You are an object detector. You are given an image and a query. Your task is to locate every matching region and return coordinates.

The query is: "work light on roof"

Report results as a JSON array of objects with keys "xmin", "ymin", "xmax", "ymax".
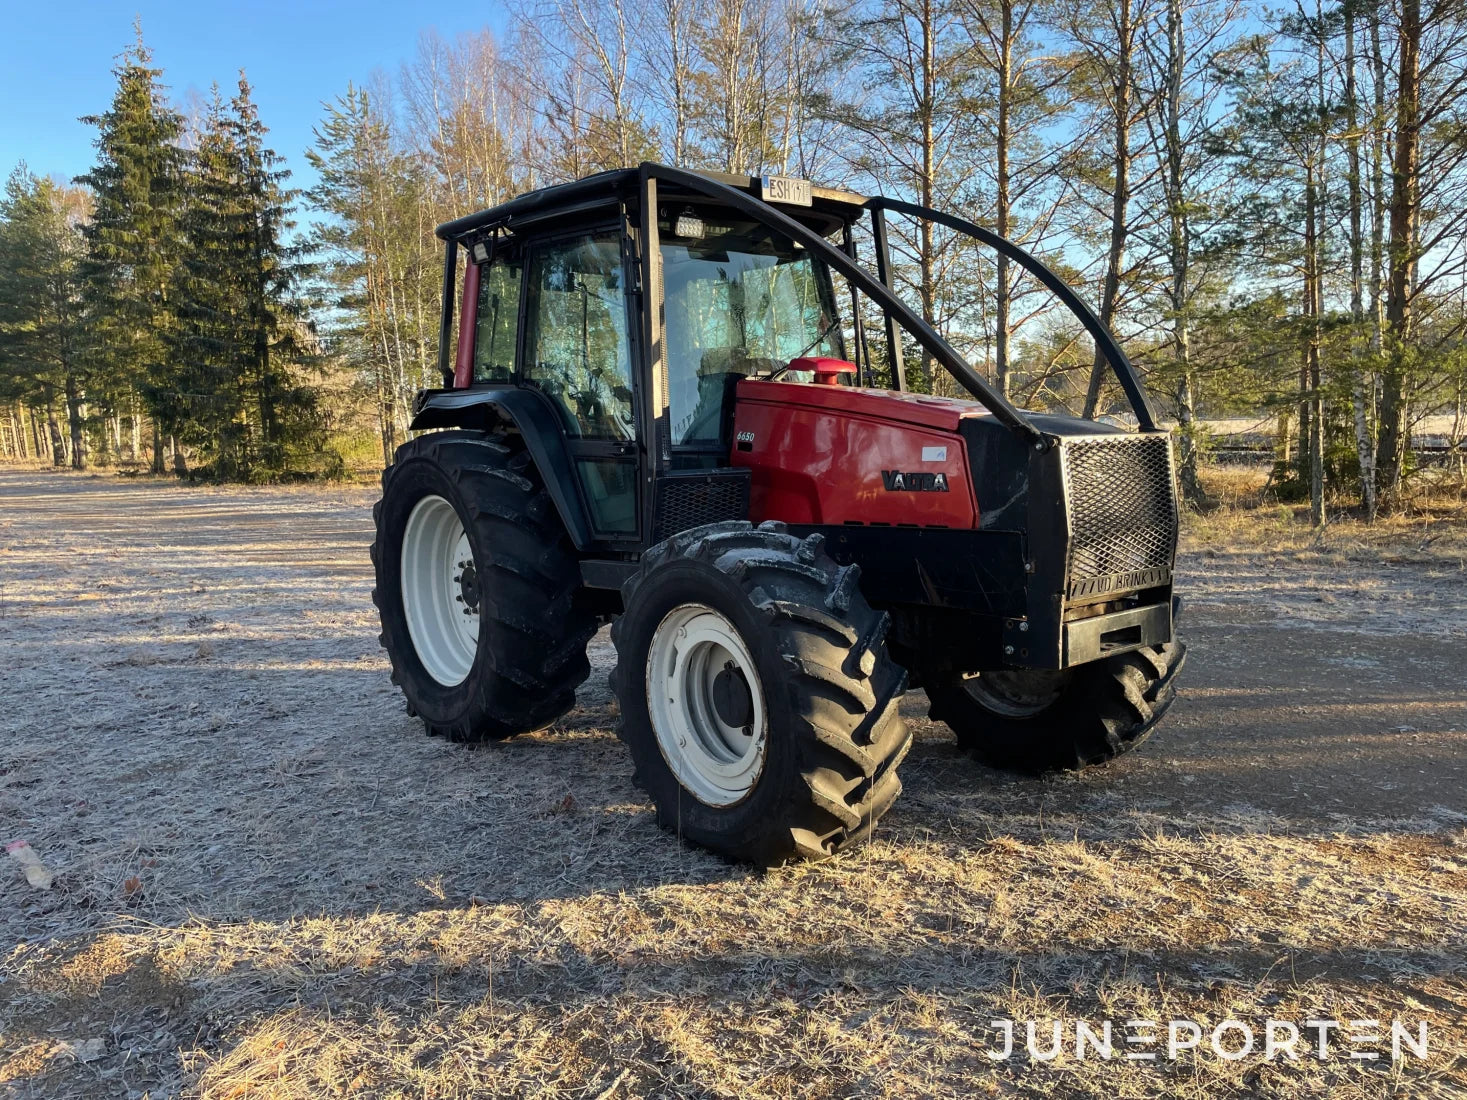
[{"xmin": 674, "ymin": 209, "xmax": 705, "ymax": 240}]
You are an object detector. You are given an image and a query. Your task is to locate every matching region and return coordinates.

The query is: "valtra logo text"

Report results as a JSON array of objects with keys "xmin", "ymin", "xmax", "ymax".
[{"xmin": 881, "ymin": 470, "xmax": 950, "ymax": 492}]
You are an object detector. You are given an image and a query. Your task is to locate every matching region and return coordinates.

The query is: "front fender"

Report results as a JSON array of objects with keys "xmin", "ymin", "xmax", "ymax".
[{"xmin": 410, "ymin": 387, "xmax": 594, "ymax": 550}]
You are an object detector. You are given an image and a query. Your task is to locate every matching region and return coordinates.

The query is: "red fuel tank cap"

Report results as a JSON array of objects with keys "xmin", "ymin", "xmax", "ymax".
[{"xmin": 790, "ymin": 356, "xmax": 857, "ymax": 385}]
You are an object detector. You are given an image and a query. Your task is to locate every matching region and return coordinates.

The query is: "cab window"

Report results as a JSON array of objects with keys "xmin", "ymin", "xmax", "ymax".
[
  {"xmin": 661, "ymin": 218, "xmax": 841, "ymax": 447},
  {"xmin": 474, "ymin": 254, "xmax": 521, "ymax": 383}
]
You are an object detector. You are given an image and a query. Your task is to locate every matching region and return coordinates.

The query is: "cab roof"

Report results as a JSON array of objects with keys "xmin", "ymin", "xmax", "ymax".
[{"xmin": 434, "ymin": 164, "xmax": 868, "ymax": 243}]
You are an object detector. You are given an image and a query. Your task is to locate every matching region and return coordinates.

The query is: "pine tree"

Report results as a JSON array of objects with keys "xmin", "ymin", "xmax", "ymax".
[
  {"xmin": 75, "ymin": 26, "xmax": 185, "ymax": 472},
  {"xmin": 307, "ymin": 85, "xmax": 439, "ymax": 465}
]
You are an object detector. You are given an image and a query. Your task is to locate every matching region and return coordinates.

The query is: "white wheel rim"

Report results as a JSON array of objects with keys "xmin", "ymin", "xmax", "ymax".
[
  {"xmin": 646, "ymin": 603, "xmax": 768, "ymax": 807},
  {"xmin": 401, "ymin": 494, "xmax": 480, "ymax": 687}
]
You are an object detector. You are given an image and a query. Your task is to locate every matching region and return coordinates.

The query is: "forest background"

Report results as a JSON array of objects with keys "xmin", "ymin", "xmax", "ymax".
[{"xmin": 3, "ymin": 0, "xmax": 1465, "ymax": 523}]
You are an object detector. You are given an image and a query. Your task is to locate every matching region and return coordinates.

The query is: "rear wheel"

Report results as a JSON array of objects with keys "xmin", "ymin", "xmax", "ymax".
[
  {"xmin": 927, "ymin": 641, "xmax": 1186, "ymax": 774},
  {"xmin": 371, "ymin": 430, "xmax": 596, "ymax": 741},
  {"xmin": 611, "ymin": 521, "xmax": 911, "ymax": 864}
]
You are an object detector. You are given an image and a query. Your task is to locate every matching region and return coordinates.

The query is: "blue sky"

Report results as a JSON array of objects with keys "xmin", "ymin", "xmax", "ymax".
[{"xmin": 0, "ymin": 1, "xmax": 505, "ymax": 195}]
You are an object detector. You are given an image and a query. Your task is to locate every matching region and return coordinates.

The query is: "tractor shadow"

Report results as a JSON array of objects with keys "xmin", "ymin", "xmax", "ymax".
[{"xmin": 8, "ymin": 611, "xmax": 1466, "ymax": 1097}]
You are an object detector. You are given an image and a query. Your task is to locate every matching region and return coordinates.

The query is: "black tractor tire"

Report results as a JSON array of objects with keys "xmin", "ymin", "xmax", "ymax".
[
  {"xmin": 927, "ymin": 641, "xmax": 1186, "ymax": 774},
  {"xmin": 371, "ymin": 430, "xmax": 596, "ymax": 741},
  {"xmin": 610, "ymin": 521, "xmax": 911, "ymax": 865}
]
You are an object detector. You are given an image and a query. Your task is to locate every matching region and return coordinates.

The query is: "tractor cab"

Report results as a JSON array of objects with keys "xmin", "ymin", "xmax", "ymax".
[
  {"xmin": 380, "ymin": 165, "xmax": 1186, "ymax": 864},
  {"xmin": 424, "ymin": 169, "xmax": 877, "ymax": 545}
]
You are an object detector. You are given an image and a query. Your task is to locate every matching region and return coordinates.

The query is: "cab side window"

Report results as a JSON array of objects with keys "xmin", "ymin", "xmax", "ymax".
[
  {"xmin": 474, "ymin": 255, "xmax": 521, "ymax": 383},
  {"xmin": 522, "ymin": 234, "xmax": 635, "ymax": 442}
]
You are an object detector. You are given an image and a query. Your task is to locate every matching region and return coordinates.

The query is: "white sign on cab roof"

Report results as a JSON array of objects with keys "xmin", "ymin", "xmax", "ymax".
[{"xmin": 760, "ymin": 175, "xmax": 813, "ymax": 207}]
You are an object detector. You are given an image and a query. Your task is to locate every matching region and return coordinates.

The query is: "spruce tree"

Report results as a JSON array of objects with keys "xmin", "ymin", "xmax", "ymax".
[
  {"xmin": 168, "ymin": 89, "xmax": 249, "ymax": 473},
  {"xmin": 169, "ymin": 74, "xmax": 316, "ymax": 478},
  {"xmin": 75, "ymin": 27, "xmax": 185, "ymax": 472},
  {"xmin": 227, "ymin": 73, "xmax": 315, "ymax": 476}
]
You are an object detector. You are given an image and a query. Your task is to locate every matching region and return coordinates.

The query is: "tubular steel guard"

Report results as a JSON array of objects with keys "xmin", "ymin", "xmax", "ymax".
[
  {"xmin": 640, "ymin": 164, "xmax": 1045, "ymax": 445},
  {"xmin": 864, "ymin": 196, "xmax": 1161, "ymax": 432}
]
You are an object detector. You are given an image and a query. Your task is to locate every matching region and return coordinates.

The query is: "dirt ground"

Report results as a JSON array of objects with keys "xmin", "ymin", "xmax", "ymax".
[{"xmin": 1, "ymin": 466, "xmax": 1464, "ymax": 1099}]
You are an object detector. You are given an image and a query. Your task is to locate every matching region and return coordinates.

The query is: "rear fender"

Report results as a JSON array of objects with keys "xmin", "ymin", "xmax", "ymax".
[{"xmin": 409, "ymin": 387, "xmax": 594, "ymax": 550}]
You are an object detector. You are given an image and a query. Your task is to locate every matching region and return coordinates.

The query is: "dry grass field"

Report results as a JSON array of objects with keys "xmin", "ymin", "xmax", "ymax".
[{"xmin": 1, "ymin": 465, "xmax": 1465, "ymax": 1098}]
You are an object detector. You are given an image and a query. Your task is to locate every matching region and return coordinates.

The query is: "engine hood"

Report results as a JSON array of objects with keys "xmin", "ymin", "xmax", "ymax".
[
  {"xmin": 736, "ymin": 379, "xmax": 1133, "ymax": 442},
  {"xmin": 736, "ymin": 379, "xmax": 991, "ymax": 432}
]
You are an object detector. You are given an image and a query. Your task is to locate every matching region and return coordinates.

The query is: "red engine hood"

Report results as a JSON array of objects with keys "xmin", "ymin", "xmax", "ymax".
[
  {"xmin": 736, "ymin": 378, "xmax": 995, "ymax": 431},
  {"xmin": 730, "ymin": 378, "xmax": 984, "ymax": 529}
]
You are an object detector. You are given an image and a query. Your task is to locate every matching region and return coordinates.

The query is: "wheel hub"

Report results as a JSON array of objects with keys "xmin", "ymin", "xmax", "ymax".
[
  {"xmin": 711, "ymin": 662, "xmax": 754, "ymax": 729},
  {"xmin": 961, "ymin": 668, "xmax": 1068, "ymax": 718},
  {"xmin": 456, "ymin": 560, "xmax": 480, "ymax": 614},
  {"xmin": 646, "ymin": 604, "xmax": 768, "ymax": 807}
]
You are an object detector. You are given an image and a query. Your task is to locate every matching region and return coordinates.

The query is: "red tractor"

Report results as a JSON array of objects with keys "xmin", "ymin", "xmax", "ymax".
[{"xmin": 372, "ymin": 165, "xmax": 1185, "ymax": 864}]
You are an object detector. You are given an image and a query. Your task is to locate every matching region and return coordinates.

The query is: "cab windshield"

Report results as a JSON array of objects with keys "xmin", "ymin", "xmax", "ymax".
[{"xmin": 661, "ymin": 217, "xmax": 842, "ymax": 446}]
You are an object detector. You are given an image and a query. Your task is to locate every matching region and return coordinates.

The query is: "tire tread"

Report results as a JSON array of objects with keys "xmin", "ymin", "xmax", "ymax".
[
  {"xmin": 610, "ymin": 521, "xmax": 911, "ymax": 863},
  {"xmin": 371, "ymin": 430, "xmax": 594, "ymax": 742}
]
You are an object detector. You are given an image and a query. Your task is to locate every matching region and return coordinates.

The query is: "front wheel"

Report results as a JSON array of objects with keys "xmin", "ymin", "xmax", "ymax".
[
  {"xmin": 610, "ymin": 522, "xmax": 911, "ymax": 864},
  {"xmin": 927, "ymin": 641, "xmax": 1186, "ymax": 774},
  {"xmin": 371, "ymin": 431, "xmax": 596, "ymax": 741}
]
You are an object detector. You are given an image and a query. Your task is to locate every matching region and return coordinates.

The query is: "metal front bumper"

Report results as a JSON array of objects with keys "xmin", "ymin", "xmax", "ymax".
[{"xmin": 1062, "ymin": 601, "xmax": 1172, "ymax": 666}]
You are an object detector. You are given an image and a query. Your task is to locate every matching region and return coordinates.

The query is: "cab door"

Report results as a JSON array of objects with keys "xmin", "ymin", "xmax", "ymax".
[{"xmin": 519, "ymin": 227, "xmax": 642, "ymax": 541}]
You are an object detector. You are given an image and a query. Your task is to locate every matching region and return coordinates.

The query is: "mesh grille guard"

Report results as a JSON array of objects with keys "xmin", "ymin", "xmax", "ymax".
[
  {"xmin": 1060, "ymin": 433, "xmax": 1178, "ymax": 601},
  {"xmin": 653, "ymin": 468, "xmax": 752, "ymax": 543}
]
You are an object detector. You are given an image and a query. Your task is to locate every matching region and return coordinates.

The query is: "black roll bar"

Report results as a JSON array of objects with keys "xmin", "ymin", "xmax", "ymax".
[
  {"xmin": 642, "ymin": 164, "xmax": 1044, "ymax": 444},
  {"xmin": 868, "ymin": 207, "xmax": 908, "ymax": 392},
  {"xmin": 864, "ymin": 196, "xmax": 1161, "ymax": 432}
]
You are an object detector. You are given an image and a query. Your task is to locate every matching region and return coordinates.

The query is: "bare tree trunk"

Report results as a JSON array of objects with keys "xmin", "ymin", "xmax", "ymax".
[
  {"xmin": 1304, "ymin": 155, "xmax": 1325, "ymax": 527},
  {"xmin": 43, "ymin": 386, "xmax": 66, "ymax": 466},
  {"xmin": 2, "ymin": 407, "xmax": 19, "ymax": 460},
  {"xmin": 1164, "ymin": 0, "xmax": 1205, "ymax": 506},
  {"xmin": 30, "ymin": 404, "xmax": 45, "ymax": 461},
  {"xmin": 12, "ymin": 406, "xmax": 28, "ymax": 460},
  {"xmin": 993, "ymin": 0, "xmax": 1014, "ymax": 399},
  {"xmin": 1369, "ymin": 8, "xmax": 1387, "ymax": 355},
  {"xmin": 917, "ymin": 0, "xmax": 938, "ymax": 392},
  {"xmin": 1083, "ymin": 0, "xmax": 1133, "ymax": 419},
  {"xmin": 95, "ymin": 411, "xmax": 112, "ymax": 466},
  {"xmin": 1377, "ymin": 0, "xmax": 1421, "ymax": 507},
  {"xmin": 1344, "ymin": 3, "xmax": 1378, "ymax": 520},
  {"xmin": 664, "ymin": 0, "xmax": 691, "ymax": 164},
  {"xmin": 1306, "ymin": 3, "xmax": 1325, "ymax": 528},
  {"xmin": 152, "ymin": 418, "xmax": 165, "ymax": 474},
  {"xmin": 64, "ymin": 374, "xmax": 86, "ymax": 470}
]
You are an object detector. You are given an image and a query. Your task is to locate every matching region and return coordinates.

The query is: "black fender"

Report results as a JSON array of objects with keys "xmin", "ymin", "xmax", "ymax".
[{"xmin": 409, "ymin": 386, "xmax": 594, "ymax": 550}]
